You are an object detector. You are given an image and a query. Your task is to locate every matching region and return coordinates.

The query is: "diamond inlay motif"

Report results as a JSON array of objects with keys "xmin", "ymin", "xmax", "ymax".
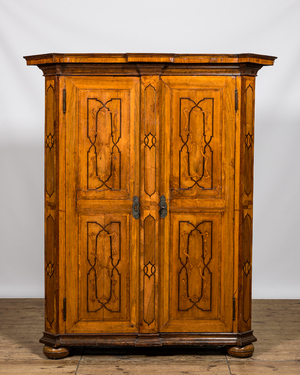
[
  {"xmin": 245, "ymin": 133, "xmax": 253, "ymax": 149},
  {"xmin": 243, "ymin": 261, "xmax": 251, "ymax": 276},
  {"xmin": 46, "ymin": 262, "xmax": 54, "ymax": 278},
  {"xmin": 45, "ymin": 133, "xmax": 55, "ymax": 149}
]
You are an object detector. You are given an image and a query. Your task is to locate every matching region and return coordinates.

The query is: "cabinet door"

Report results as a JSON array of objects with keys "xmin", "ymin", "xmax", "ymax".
[
  {"xmin": 160, "ymin": 76, "xmax": 235, "ymax": 333},
  {"xmin": 65, "ymin": 77, "xmax": 139, "ymax": 334}
]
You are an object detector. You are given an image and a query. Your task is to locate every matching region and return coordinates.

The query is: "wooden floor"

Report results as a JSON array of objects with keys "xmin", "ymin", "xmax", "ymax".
[{"xmin": 0, "ymin": 299, "xmax": 299, "ymax": 374}]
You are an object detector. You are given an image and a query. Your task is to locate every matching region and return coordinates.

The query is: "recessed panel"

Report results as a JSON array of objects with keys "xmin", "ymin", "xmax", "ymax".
[
  {"xmin": 170, "ymin": 213, "xmax": 221, "ymax": 323},
  {"xmin": 169, "ymin": 89, "xmax": 222, "ymax": 200},
  {"xmin": 76, "ymin": 85, "xmax": 134, "ymax": 201},
  {"xmin": 79, "ymin": 214, "xmax": 130, "ymax": 323}
]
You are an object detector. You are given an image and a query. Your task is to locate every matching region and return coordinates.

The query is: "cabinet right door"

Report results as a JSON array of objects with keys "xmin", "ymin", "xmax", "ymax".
[{"xmin": 160, "ymin": 76, "xmax": 236, "ymax": 333}]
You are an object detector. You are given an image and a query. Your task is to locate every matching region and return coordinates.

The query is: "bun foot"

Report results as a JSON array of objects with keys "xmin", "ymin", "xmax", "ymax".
[
  {"xmin": 43, "ymin": 345, "xmax": 70, "ymax": 359},
  {"xmin": 226, "ymin": 343, "xmax": 254, "ymax": 358}
]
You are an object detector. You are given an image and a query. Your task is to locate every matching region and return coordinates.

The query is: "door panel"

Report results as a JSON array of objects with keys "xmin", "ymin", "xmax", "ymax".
[
  {"xmin": 77, "ymin": 86, "xmax": 132, "ymax": 200},
  {"xmin": 79, "ymin": 214, "xmax": 130, "ymax": 321},
  {"xmin": 160, "ymin": 76, "xmax": 235, "ymax": 333},
  {"xmin": 65, "ymin": 77, "xmax": 139, "ymax": 334},
  {"xmin": 171, "ymin": 93, "xmax": 222, "ymax": 198},
  {"xmin": 168, "ymin": 212, "xmax": 226, "ymax": 332},
  {"xmin": 172, "ymin": 214, "xmax": 217, "ymax": 317}
]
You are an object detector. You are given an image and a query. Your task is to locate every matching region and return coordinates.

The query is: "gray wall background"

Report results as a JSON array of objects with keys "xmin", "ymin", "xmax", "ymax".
[{"xmin": 0, "ymin": 0, "xmax": 299, "ymax": 298}]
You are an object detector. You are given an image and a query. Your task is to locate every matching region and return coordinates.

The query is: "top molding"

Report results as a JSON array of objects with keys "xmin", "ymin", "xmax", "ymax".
[
  {"xmin": 24, "ymin": 53, "xmax": 276, "ymax": 77},
  {"xmin": 24, "ymin": 53, "xmax": 276, "ymax": 65}
]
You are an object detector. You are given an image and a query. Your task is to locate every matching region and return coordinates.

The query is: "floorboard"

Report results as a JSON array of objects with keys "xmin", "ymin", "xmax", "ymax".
[{"xmin": 0, "ymin": 299, "xmax": 299, "ymax": 374}]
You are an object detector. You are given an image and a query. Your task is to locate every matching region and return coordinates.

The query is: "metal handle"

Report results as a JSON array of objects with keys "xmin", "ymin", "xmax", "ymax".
[
  {"xmin": 132, "ymin": 196, "xmax": 140, "ymax": 219},
  {"xmin": 159, "ymin": 195, "xmax": 167, "ymax": 219}
]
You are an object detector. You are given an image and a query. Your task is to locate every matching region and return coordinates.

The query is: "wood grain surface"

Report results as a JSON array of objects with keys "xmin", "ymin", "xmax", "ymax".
[
  {"xmin": 24, "ymin": 53, "xmax": 277, "ymax": 66},
  {"xmin": 24, "ymin": 53, "xmax": 277, "ymax": 357}
]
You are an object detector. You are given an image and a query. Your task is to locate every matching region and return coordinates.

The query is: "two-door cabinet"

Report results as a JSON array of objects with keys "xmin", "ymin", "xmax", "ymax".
[{"xmin": 24, "ymin": 53, "xmax": 276, "ymax": 359}]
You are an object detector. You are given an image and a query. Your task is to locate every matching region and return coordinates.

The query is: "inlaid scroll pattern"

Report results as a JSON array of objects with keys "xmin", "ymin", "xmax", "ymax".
[
  {"xmin": 242, "ymin": 213, "xmax": 252, "ymax": 324},
  {"xmin": 45, "ymin": 84, "xmax": 55, "ymax": 198},
  {"xmin": 178, "ymin": 221, "xmax": 212, "ymax": 312},
  {"xmin": 45, "ymin": 214, "xmax": 55, "ymax": 329},
  {"xmin": 241, "ymin": 83, "xmax": 255, "ymax": 327},
  {"xmin": 244, "ymin": 85, "xmax": 254, "ymax": 197},
  {"xmin": 179, "ymin": 98, "xmax": 214, "ymax": 191},
  {"xmin": 87, "ymin": 98, "xmax": 122, "ymax": 191},
  {"xmin": 143, "ymin": 83, "xmax": 157, "ymax": 197},
  {"xmin": 143, "ymin": 215, "xmax": 156, "ymax": 325},
  {"xmin": 45, "ymin": 81, "xmax": 56, "ymax": 332},
  {"xmin": 87, "ymin": 221, "xmax": 121, "ymax": 314}
]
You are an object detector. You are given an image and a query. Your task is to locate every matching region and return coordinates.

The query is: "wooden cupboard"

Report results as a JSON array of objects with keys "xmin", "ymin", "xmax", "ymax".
[{"xmin": 24, "ymin": 53, "xmax": 276, "ymax": 359}]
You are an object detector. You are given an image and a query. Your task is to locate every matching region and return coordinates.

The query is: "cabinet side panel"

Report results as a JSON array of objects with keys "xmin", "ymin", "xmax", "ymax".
[
  {"xmin": 44, "ymin": 78, "xmax": 57, "ymax": 333},
  {"xmin": 238, "ymin": 76, "xmax": 255, "ymax": 332}
]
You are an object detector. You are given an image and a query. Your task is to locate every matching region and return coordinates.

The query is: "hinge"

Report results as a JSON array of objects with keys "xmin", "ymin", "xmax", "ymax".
[
  {"xmin": 63, "ymin": 89, "xmax": 66, "ymax": 114},
  {"xmin": 233, "ymin": 296, "xmax": 236, "ymax": 321},
  {"xmin": 63, "ymin": 298, "xmax": 66, "ymax": 321},
  {"xmin": 235, "ymin": 89, "xmax": 238, "ymax": 111}
]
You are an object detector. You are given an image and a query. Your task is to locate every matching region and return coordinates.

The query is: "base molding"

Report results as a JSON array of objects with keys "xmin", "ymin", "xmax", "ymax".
[
  {"xmin": 40, "ymin": 330, "xmax": 256, "ymax": 349},
  {"xmin": 135, "ymin": 334, "xmax": 162, "ymax": 347}
]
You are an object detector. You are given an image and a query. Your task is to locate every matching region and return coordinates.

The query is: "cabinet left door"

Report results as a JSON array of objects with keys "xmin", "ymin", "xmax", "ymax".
[{"xmin": 64, "ymin": 77, "xmax": 140, "ymax": 334}]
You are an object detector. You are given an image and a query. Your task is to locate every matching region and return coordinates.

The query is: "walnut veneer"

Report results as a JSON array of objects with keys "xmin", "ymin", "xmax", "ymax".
[{"xmin": 24, "ymin": 53, "xmax": 276, "ymax": 359}]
